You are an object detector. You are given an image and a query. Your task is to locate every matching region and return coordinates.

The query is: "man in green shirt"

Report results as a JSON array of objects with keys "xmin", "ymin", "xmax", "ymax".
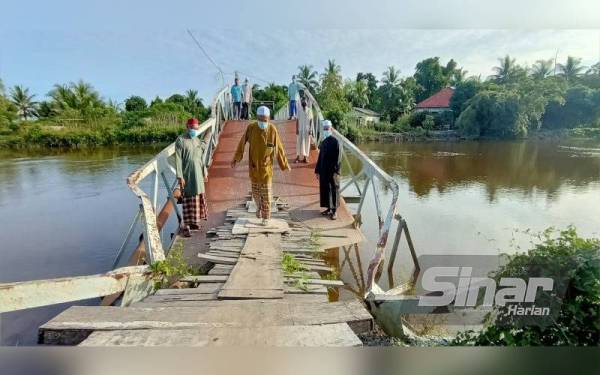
[{"xmin": 175, "ymin": 118, "xmax": 208, "ymax": 237}]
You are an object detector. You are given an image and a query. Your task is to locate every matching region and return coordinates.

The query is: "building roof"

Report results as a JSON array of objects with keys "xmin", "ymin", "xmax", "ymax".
[
  {"xmin": 415, "ymin": 87, "xmax": 454, "ymax": 109},
  {"xmin": 352, "ymin": 107, "xmax": 381, "ymax": 117}
]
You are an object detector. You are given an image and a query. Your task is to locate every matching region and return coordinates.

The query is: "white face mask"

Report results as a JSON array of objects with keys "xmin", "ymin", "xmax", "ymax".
[{"xmin": 258, "ymin": 121, "xmax": 268, "ymax": 130}]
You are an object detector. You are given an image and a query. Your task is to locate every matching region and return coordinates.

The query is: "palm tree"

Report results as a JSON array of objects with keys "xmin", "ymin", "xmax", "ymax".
[
  {"xmin": 451, "ymin": 68, "xmax": 469, "ymax": 85},
  {"xmin": 322, "ymin": 59, "xmax": 341, "ymax": 80},
  {"xmin": 48, "ymin": 80, "xmax": 103, "ymax": 114},
  {"xmin": 490, "ymin": 55, "xmax": 517, "ymax": 83},
  {"xmin": 557, "ymin": 56, "xmax": 586, "ymax": 81},
  {"xmin": 531, "ymin": 59, "xmax": 554, "ymax": 80},
  {"xmin": 382, "ymin": 66, "xmax": 401, "ymax": 86},
  {"xmin": 350, "ymin": 79, "xmax": 369, "ymax": 108},
  {"xmin": 297, "ymin": 64, "xmax": 319, "ymax": 94},
  {"xmin": 9, "ymin": 85, "xmax": 37, "ymax": 120},
  {"xmin": 587, "ymin": 62, "xmax": 600, "ymax": 76},
  {"xmin": 71, "ymin": 80, "xmax": 102, "ymax": 110}
]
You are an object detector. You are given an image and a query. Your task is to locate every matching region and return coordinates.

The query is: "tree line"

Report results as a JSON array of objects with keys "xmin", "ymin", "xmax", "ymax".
[
  {"xmin": 0, "ymin": 79, "xmax": 211, "ymax": 147},
  {"xmin": 282, "ymin": 56, "xmax": 600, "ymax": 139}
]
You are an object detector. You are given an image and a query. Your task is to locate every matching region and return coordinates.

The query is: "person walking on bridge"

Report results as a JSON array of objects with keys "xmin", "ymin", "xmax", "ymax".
[
  {"xmin": 295, "ymin": 98, "xmax": 312, "ymax": 163},
  {"xmin": 241, "ymin": 78, "xmax": 253, "ymax": 120},
  {"xmin": 287, "ymin": 75, "xmax": 301, "ymax": 120},
  {"xmin": 230, "ymin": 77, "xmax": 243, "ymax": 120},
  {"xmin": 231, "ymin": 106, "xmax": 290, "ymax": 225},
  {"xmin": 175, "ymin": 118, "xmax": 209, "ymax": 237},
  {"xmin": 315, "ymin": 120, "xmax": 341, "ymax": 220}
]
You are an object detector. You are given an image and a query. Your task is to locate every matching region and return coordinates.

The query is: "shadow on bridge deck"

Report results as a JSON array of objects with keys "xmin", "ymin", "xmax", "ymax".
[{"xmin": 181, "ymin": 119, "xmax": 363, "ymax": 262}]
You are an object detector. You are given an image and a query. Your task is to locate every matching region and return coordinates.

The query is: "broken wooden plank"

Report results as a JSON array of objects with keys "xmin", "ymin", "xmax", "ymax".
[
  {"xmin": 179, "ymin": 275, "xmax": 228, "ymax": 283},
  {"xmin": 231, "ymin": 218, "xmax": 290, "ymax": 235},
  {"xmin": 284, "ymin": 278, "xmax": 344, "ymax": 287},
  {"xmin": 285, "ymin": 285, "xmax": 328, "ymax": 294},
  {"xmin": 197, "ymin": 254, "xmax": 238, "ymax": 265},
  {"xmin": 154, "ymin": 283, "xmax": 224, "ymax": 296},
  {"xmin": 79, "ymin": 324, "xmax": 361, "ymax": 347}
]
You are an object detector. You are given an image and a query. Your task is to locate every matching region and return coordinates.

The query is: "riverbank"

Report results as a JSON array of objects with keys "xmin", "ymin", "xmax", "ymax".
[
  {"xmin": 346, "ymin": 126, "xmax": 600, "ymax": 143},
  {"xmin": 0, "ymin": 123, "xmax": 185, "ymax": 148}
]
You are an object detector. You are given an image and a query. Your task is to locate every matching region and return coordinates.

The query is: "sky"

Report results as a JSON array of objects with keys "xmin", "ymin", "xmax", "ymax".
[{"xmin": 1, "ymin": 1, "xmax": 600, "ymax": 104}]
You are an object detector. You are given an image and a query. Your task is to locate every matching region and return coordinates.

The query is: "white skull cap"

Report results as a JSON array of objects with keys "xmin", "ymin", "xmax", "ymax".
[
  {"xmin": 257, "ymin": 106, "xmax": 270, "ymax": 117},
  {"xmin": 322, "ymin": 120, "xmax": 332, "ymax": 128}
]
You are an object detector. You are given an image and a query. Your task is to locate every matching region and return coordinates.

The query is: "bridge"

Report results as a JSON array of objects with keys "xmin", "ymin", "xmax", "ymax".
[{"xmin": 0, "ymin": 86, "xmax": 421, "ymax": 345}]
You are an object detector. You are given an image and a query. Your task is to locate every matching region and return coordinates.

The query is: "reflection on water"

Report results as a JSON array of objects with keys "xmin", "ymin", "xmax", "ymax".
[
  {"xmin": 0, "ymin": 146, "xmax": 166, "ymax": 345},
  {"xmin": 331, "ymin": 140, "xmax": 600, "ymax": 295}
]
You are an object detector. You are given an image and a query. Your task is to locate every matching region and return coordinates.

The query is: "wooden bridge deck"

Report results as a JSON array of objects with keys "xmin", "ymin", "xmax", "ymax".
[
  {"xmin": 182, "ymin": 120, "xmax": 363, "ymax": 261},
  {"xmin": 38, "ymin": 120, "xmax": 372, "ymax": 347}
]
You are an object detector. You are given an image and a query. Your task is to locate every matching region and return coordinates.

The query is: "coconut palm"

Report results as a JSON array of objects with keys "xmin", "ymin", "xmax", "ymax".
[
  {"xmin": 71, "ymin": 80, "xmax": 102, "ymax": 110},
  {"xmin": 382, "ymin": 66, "xmax": 401, "ymax": 86},
  {"xmin": 531, "ymin": 59, "xmax": 554, "ymax": 80},
  {"xmin": 9, "ymin": 85, "xmax": 38, "ymax": 120},
  {"xmin": 297, "ymin": 64, "xmax": 319, "ymax": 94},
  {"xmin": 451, "ymin": 68, "xmax": 469, "ymax": 85},
  {"xmin": 322, "ymin": 59, "xmax": 341, "ymax": 80},
  {"xmin": 557, "ymin": 56, "xmax": 586, "ymax": 81},
  {"xmin": 185, "ymin": 89, "xmax": 203, "ymax": 113},
  {"xmin": 587, "ymin": 62, "xmax": 600, "ymax": 76},
  {"xmin": 349, "ymin": 79, "xmax": 369, "ymax": 108},
  {"xmin": 491, "ymin": 55, "xmax": 517, "ymax": 83},
  {"xmin": 48, "ymin": 80, "xmax": 103, "ymax": 114}
]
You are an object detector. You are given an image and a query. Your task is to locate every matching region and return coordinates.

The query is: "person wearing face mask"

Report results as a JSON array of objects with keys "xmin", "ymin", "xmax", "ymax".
[
  {"xmin": 231, "ymin": 106, "xmax": 290, "ymax": 225},
  {"xmin": 315, "ymin": 120, "xmax": 342, "ymax": 220},
  {"xmin": 175, "ymin": 118, "xmax": 209, "ymax": 237}
]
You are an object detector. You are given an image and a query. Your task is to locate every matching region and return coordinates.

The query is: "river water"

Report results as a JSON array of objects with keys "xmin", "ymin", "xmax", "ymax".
[{"xmin": 1, "ymin": 140, "xmax": 599, "ymax": 344}]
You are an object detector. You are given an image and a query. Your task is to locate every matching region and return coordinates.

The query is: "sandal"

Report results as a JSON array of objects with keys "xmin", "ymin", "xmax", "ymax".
[
  {"xmin": 330, "ymin": 212, "xmax": 338, "ymax": 220},
  {"xmin": 321, "ymin": 209, "xmax": 331, "ymax": 216},
  {"xmin": 181, "ymin": 225, "xmax": 192, "ymax": 237}
]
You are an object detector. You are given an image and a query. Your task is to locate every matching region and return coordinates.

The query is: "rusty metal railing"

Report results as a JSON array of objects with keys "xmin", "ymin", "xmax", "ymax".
[{"xmin": 276, "ymin": 90, "xmax": 401, "ymax": 295}]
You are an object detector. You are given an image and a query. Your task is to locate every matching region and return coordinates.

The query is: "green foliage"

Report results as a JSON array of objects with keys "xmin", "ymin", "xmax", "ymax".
[
  {"xmin": 282, "ymin": 253, "xmax": 307, "ymax": 275},
  {"xmin": 450, "ymin": 79, "xmax": 484, "ymax": 117},
  {"xmin": 125, "ymin": 95, "xmax": 147, "ymax": 112},
  {"xmin": 253, "ymin": 83, "xmax": 288, "ymax": 111},
  {"xmin": 453, "ymin": 227, "xmax": 600, "ymax": 346},
  {"xmin": 542, "ymin": 85, "xmax": 600, "ymax": 129},
  {"xmin": 422, "ymin": 114, "xmax": 435, "ymax": 130},
  {"xmin": 414, "ymin": 57, "xmax": 460, "ymax": 102},
  {"xmin": 456, "ymin": 90, "xmax": 526, "ymax": 138},
  {"xmin": 149, "ymin": 243, "xmax": 200, "ymax": 290}
]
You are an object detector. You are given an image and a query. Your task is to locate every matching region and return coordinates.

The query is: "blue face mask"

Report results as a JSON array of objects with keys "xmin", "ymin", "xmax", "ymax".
[
  {"xmin": 188, "ymin": 129, "xmax": 199, "ymax": 138},
  {"xmin": 258, "ymin": 121, "xmax": 268, "ymax": 130},
  {"xmin": 323, "ymin": 130, "xmax": 332, "ymax": 138}
]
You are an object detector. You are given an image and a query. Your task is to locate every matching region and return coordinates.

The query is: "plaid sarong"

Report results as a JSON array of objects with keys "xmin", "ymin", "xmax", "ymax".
[
  {"xmin": 182, "ymin": 193, "xmax": 208, "ymax": 226},
  {"xmin": 251, "ymin": 182, "xmax": 272, "ymax": 220}
]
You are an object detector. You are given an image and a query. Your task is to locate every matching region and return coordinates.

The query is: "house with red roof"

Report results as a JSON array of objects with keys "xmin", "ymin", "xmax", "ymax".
[{"xmin": 414, "ymin": 87, "xmax": 455, "ymax": 113}]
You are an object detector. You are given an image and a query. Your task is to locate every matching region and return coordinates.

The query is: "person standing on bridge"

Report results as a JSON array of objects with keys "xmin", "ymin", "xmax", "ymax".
[
  {"xmin": 315, "ymin": 120, "xmax": 341, "ymax": 220},
  {"xmin": 231, "ymin": 106, "xmax": 290, "ymax": 225},
  {"xmin": 295, "ymin": 98, "xmax": 312, "ymax": 164},
  {"xmin": 287, "ymin": 75, "xmax": 301, "ymax": 120},
  {"xmin": 230, "ymin": 77, "xmax": 243, "ymax": 120},
  {"xmin": 175, "ymin": 118, "xmax": 209, "ymax": 237},
  {"xmin": 241, "ymin": 78, "xmax": 253, "ymax": 120}
]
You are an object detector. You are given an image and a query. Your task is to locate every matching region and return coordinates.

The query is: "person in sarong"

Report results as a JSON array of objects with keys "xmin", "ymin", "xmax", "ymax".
[
  {"xmin": 315, "ymin": 120, "xmax": 342, "ymax": 220},
  {"xmin": 175, "ymin": 118, "xmax": 208, "ymax": 237},
  {"xmin": 231, "ymin": 106, "xmax": 290, "ymax": 225},
  {"xmin": 295, "ymin": 98, "xmax": 312, "ymax": 163}
]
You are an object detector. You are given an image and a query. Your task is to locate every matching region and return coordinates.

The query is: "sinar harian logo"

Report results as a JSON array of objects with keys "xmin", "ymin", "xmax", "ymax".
[{"xmin": 418, "ymin": 266, "xmax": 554, "ymax": 316}]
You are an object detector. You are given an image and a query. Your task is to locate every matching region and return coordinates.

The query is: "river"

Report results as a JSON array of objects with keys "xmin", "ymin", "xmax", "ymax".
[{"xmin": 1, "ymin": 140, "xmax": 599, "ymax": 344}]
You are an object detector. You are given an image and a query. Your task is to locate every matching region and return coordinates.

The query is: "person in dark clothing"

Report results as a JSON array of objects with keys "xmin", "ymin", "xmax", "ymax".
[{"xmin": 315, "ymin": 120, "xmax": 342, "ymax": 220}]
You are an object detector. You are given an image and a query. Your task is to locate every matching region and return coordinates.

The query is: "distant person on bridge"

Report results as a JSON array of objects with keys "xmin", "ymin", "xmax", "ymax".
[
  {"xmin": 295, "ymin": 98, "xmax": 312, "ymax": 164},
  {"xmin": 230, "ymin": 77, "xmax": 243, "ymax": 120},
  {"xmin": 231, "ymin": 106, "xmax": 290, "ymax": 225},
  {"xmin": 315, "ymin": 120, "xmax": 341, "ymax": 220},
  {"xmin": 241, "ymin": 78, "xmax": 253, "ymax": 120},
  {"xmin": 287, "ymin": 75, "xmax": 301, "ymax": 120},
  {"xmin": 175, "ymin": 118, "xmax": 209, "ymax": 237}
]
